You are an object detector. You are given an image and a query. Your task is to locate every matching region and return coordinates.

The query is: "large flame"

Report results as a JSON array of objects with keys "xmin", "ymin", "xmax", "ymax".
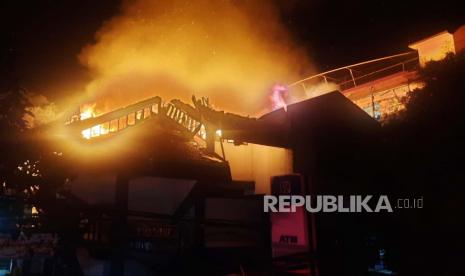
[
  {"xmin": 80, "ymin": 103, "xmax": 96, "ymax": 121},
  {"xmin": 79, "ymin": 103, "xmax": 97, "ymax": 139},
  {"xmin": 78, "ymin": 0, "xmax": 313, "ymax": 116}
]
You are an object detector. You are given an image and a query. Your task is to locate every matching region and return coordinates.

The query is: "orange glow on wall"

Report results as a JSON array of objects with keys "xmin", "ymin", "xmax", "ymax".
[{"xmin": 409, "ymin": 31, "xmax": 456, "ymax": 67}]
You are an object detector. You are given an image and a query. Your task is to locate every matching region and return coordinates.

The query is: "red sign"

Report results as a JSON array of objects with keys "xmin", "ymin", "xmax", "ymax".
[{"xmin": 270, "ymin": 175, "xmax": 309, "ymax": 258}]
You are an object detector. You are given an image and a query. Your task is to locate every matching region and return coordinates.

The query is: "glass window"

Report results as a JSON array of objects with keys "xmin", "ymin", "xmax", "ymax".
[
  {"xmin": 91, "ymin": 125, "xmax": 100, "ymax": 137},
  {"xmin": 128, "ymin": 113, "xmax": 136, "ymax": 125},
  {"xmin": 82, "ymin": 129, "xmax": 91, "ymax": 139},
  {"xmin": 100, "ymin": 122, "xmax": 110, "ymax": 135},
  {"xmin": 144, "ymin": 107, "xmax": 151, "ymax": 119},
  {"xmin": 136, "ymin": 110, "xmax": 143, "ymax": 120},
  {"xmin": 110, "ymin": 119, "xmax": 118, "ymax": 132},
  {"xmin": 119, "ymin": 116, "xmax": 127, "ymax": 129},
  {"xmin": 151, "ymin": 104, "xmax": 158, "ymax": 114}
]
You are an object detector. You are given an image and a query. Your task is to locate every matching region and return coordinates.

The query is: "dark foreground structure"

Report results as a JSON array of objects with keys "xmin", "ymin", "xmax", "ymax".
[{"xmin": 21, "ymin": 91, "xmax": 380, "ymax": 275}]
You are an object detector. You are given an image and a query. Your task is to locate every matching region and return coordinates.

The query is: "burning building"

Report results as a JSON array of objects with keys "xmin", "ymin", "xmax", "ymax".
[
  {"xmin": 32, "ymin": 25, "xmax": 465, "ymax": 275},
  {"xmin": 14, "ymin": 22, "xmax": 460, "ymax": 275},
  {"xmin": 288, "ymin": 24, "xmax": 465, "ymax": 121},
  {"xmin": 40, "ymin": 86, "xmax": 377, "ymax": 275}
]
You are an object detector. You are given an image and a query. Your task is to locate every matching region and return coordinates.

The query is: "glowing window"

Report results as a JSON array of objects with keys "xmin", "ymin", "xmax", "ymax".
[
  {"xmin": 82, "ymin": 129, "xmax": 91, "ymax": 139},
  {"xmin": 100, "ymin": 122, "xmax": 110, "ymax": 135},
  {"xmin": 128, "ymin": 113, "xmax": 136, "ymax": 125},
  {"xmin": 167, "ymin": 105, "xmax": 173, "ymax": 116},
  {"xmin": 136, "ymin": 110, "xmax": 143, "ymax": 120},
  {"xmin": 91, "ymin": 125, "xmax": 100, "ymax": 137},
  {"xmin": 144, "ymin": 107, "xmax": 151, "ymax": 119},
  {"xmin": 119, "ymin": 116, "xmax": 127, "ymax": 129},
  {"xmin": 110, "ymin": 119, "xmax": 118, "ymax": 132},
  {"xmin": 151, "ymin": 104, "xmax": 158, "ymax": 114}
]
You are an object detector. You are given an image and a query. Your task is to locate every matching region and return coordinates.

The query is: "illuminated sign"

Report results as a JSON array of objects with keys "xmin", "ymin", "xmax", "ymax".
[{"xmin": 270, "ymin": 174, "xmax": 309, "ymax": 258}]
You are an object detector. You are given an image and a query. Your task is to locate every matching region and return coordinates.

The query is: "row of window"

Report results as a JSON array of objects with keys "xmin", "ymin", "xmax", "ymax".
[
  {"xmin": 80, "ymin": 102, "xmax": 209, "ymax": 141},
  {"xmin": 81, "ymin": 104, "xmax": 159, "ymax": 139}
]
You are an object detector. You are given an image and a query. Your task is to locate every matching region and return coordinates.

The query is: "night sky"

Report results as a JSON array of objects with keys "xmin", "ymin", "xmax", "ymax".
[{"xmin": 1, "ymin": 0, "xmax": 464, "ymax": 103}]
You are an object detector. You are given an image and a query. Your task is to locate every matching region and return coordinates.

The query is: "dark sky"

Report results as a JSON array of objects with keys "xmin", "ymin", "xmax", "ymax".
[
  {"xmin": 1, "ymin": 0, "xmax": 464, "ymax": 103},
  {"xmin": 280, "ymin": 0, "xmax": 465, "ymax": 70},
  {"xmin": 1, "ymin": 0, "xmax": 120, "ymax": 104}
]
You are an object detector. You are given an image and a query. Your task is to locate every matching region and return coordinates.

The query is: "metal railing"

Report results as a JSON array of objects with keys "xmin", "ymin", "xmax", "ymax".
[{"xmin": 289, "ymin": 52, "xmax": 419, "ymax": 92}]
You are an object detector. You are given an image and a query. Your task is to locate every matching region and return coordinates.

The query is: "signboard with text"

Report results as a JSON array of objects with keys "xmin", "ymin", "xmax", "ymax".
[{"xmin": 270, "ymin": 174, "xmax": 309, "ymax": 258}]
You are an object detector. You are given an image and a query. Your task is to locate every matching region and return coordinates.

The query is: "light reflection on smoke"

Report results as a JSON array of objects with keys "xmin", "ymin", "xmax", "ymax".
[{"xmin": 77, "ymin": 0, "xmax": 314, "ymax": 116}]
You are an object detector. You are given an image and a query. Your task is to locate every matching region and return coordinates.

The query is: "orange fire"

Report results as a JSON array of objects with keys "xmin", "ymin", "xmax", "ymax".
[
  {"xmin": 77, "ymin": 0, "xmax": 313, "ymax": 117},
  {"xmin": 79, "ymin": 103, "xmax": 97, "ymax": 139},
  {"xmin": 80, "ymin": 103, "xmax": 96, "ymax": 121}
]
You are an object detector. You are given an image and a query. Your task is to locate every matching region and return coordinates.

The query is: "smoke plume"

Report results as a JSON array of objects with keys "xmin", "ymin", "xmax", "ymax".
[{"xmin": 78, "ymin": 0, "xmax": 313, "ymax": 115}]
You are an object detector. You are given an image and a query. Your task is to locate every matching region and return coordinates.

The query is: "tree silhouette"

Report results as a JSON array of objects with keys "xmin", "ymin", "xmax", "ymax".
[
  {"xmin": 0, "ymin": 49, "xmax": 36, "ymax": 192},
  {"xmin": 382, "ymin": 52, "xmax": 465, "ymax": 275}
]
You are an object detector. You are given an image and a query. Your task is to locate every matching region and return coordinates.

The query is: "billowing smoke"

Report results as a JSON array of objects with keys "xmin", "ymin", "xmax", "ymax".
[{"xmin": 78, "ymin": 0, "xmax": 313, "ymax": 115}]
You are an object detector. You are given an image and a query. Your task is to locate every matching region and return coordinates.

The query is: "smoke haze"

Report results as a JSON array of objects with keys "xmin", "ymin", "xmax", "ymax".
[{"xmin": 78, "ymin": 0, "xmax": 313, "ymax": 115}]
